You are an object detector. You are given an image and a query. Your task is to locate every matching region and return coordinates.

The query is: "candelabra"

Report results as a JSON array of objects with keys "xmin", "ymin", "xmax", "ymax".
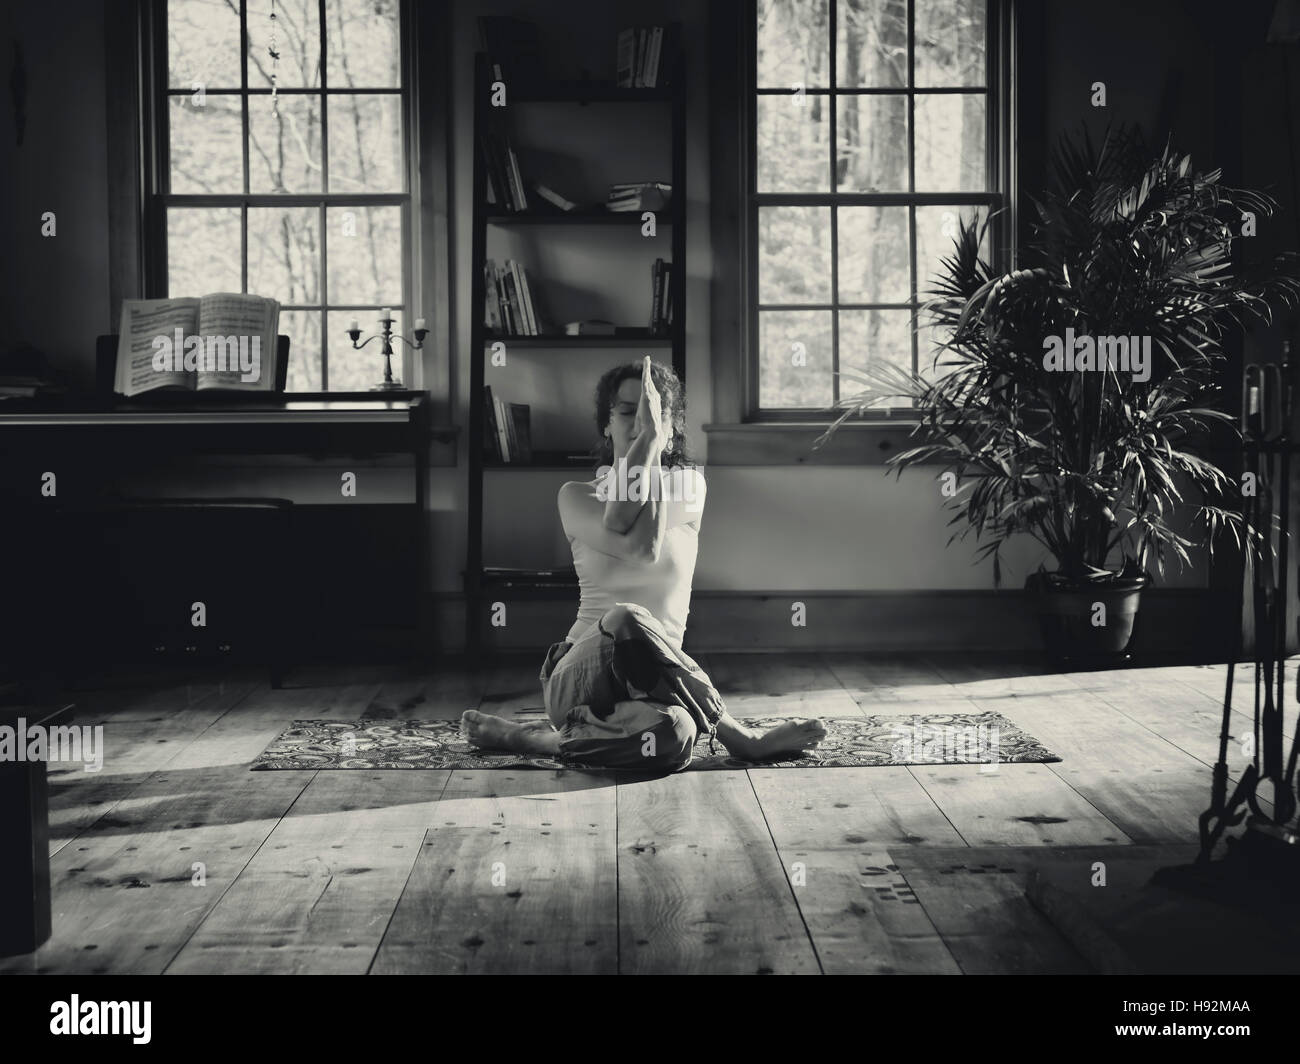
[{"xmin": 346, "ymin": 309, "xmax": 426, "ymax": 391}]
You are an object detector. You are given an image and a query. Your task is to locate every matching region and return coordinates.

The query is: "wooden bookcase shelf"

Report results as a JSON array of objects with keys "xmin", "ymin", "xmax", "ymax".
[
  {"xmin": 483, "ymin": 332, "xmax": 672, "ymax": 347},
  {"xmin": 486, "ymin": 209, "xmax": 674, "ymax": 226},
  {"xmin": 465, "ymin": 43, "xmax": 686, "ymax": 659},
  {"xmin": 506, "ymin": 83, "xmax": 674, "ymax": 103}
]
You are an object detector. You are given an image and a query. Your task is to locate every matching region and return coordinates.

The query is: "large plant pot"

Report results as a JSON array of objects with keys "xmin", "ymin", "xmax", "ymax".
[{"xmin": 1026, "ymin": 571, "xmax": 1147, "ymax": 667}]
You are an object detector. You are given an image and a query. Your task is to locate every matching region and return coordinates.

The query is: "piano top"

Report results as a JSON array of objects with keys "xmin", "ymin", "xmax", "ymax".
[{"xmin": 0, "ymin": 392, "xmax": 431, "ymax": 427}]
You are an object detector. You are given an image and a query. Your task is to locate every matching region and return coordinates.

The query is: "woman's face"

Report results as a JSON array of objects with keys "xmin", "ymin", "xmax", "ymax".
[{"xmin": 605, "ymin": 376, "xmax": 667, "ymax": 463}]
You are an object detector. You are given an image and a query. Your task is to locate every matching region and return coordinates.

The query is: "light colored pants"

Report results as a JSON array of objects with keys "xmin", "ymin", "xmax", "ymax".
[{"xmin": 539, "ymin": 603, "xmax": 725, "ymax": 772}]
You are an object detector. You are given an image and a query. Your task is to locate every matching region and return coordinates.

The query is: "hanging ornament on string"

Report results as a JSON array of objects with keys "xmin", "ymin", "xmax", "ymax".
[{"xmin": 268, "ymin": 0, "xmax": 281, "ymax": 118}]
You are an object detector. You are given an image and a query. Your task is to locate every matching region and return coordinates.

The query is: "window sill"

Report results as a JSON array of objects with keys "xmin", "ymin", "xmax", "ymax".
[{"xmin": 701, "ymin": 420, "xmax": 933, "ymax": 466}]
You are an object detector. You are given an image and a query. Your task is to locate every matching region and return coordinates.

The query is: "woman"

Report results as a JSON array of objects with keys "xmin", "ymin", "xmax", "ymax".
[{"xmin": 462, "ymin": 357, "xmax": 826, "ymax": 770}]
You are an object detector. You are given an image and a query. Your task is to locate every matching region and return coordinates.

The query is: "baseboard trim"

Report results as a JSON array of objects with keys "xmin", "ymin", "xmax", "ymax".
[{"xmin": 429, "ymin": 587, "xmax": 1234, "ymax": 658}]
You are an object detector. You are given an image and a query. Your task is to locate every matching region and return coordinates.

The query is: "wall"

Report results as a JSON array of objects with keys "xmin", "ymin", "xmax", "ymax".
[
  {"xmin": 11, "ymin": 0, "xmax": 1289, "ymax": 654},
  {"xmin": 1, "ymin": 0, "xmax": 111, "ymax": 390}
]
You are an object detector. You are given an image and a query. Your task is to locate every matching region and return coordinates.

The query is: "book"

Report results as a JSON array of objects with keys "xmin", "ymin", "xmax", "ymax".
[
  {"xmin": 650, "ymin": 258, "xmax": 664, "ymax": 334},
  {"xmin": 532, "ymin": 182, "xmax": 578, "ymax": 212},
  {"xmin": 506, "ymin": 143, "xmax": 528, "ymax": 211},
  {"xmin": 493, "ymin": 392, "xmax": 511, "ymax": 462},
  {"xmin": 564, "ymin": 320, "xmax": 616, "ymax": 336},
  {"xmin": 480, "ymin": 134, "xmax": 504, "ymax": 206},
  {"xmin": 646, "ymin": 26, "xmax": 663, "ymax": 88},
  {"xmin": 511, "ymin": 261, "xmax": 535, "ymax": 336},
  {"xmin": 480, "ymin": 129, "xmax": 527, "ymax": 211},
  {"xmin": 483, "ymin": 261, "xmax": 503, "ymax": 331},
  {"xmin": 483, "ymin": 385, "xmax": 503, "ymax": 461},
  {"xmin": 502, "ymin": 398, "xmax": 519, "ymax": 459},
  {"xmin": 522, "ymin": 263, "xmax": 542, "ymax": 335},
  {"xmin": 508, "ymin": 403, "xmax": 533, "ymax": 463},
  {"xmin": 500, "ymin": 265, "xmax": 522, "ymax": 335},
  {"xmin": 617, "ymin": 24, "xmax": 676, "ymax": 91},
  {"xmin": 606, "ymin": 182, "xmax": 672, "ymax": 212},
  {"xmin": 114, "ymin": 294, "xmax": 280, "ymax": 397},
  {"xmin": 616, "ymin": 28, "xmax": 636, "ymax": 88}
]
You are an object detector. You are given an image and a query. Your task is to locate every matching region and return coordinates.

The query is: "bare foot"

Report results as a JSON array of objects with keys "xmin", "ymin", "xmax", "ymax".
[
  {"xmin": 461, "ymin": 710, "xmax": 561, "ymax": 756},
  {"xmin": 720, "ymin": 718, "xmax": 827, "ymax": 760}
]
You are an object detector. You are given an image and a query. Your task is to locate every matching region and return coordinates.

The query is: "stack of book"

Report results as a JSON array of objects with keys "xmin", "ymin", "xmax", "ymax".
[
  {"xmin": 484, "ymin": 258, "xmax": 546, "ymax": 336},
  {"xmin": 616, "ymin": 26, "xmax": 677, "ymax": 87},
  {"xmin": 481, "ymin": 565, "xmax": 578, "ymax": 587},
  {"xmin": 480, "ymin": 129, "xmax": 528, "ymax": 211},
  {"xmin": 483, "ymin": 386, "xmax": 534, "ymax": 464},
  {"xmin": 650, "ymin": 258, "xmax": 673, "ymax": 336},
  {"xmin": 606, "ymin": 182, "xmax": 672, "ymax": 213},
  {"xmin": 0, "ymin": 345, "xmax": 67, "ymax": 400},
  {"xmin": 0, "ymin": 372, "xmax": 52, "ymax": 400}
]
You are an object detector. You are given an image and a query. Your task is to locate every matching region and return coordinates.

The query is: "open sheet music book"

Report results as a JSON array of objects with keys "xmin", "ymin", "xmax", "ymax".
[{"xmin": 114, "ymin": 294, "xmax": 281, "ymax": 397}]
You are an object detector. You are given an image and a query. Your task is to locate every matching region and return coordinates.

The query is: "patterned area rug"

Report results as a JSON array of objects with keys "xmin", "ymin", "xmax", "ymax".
[{"xmin": 251, "ymin": 710, "xmax": 1059, "ymax": 771}]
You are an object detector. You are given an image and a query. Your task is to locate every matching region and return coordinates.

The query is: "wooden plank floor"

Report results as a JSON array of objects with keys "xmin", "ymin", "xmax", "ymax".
[{"xmin": 2, "ymin": 653, "xmax": 1282, "ymax": 975}]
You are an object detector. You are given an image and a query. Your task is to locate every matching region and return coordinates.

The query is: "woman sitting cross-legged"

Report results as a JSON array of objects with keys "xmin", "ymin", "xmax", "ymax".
[{"xmin": 462, "ymin": 356, "xmax": 826, "ymax": 771}]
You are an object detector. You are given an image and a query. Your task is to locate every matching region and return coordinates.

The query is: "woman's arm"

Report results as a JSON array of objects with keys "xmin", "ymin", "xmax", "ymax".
[
  {"xmin": 601, "ymin": 358, "xmax": 706, "ymax": 535},
  {"xmin": 602, "ymin": 425, "xmax": 664, "ymax": 533},
  {"xmin": 603, "ymin": 357, "xmax": 667, "ymax": 533},
  {"xmin": 602, "ymin": 463, "xmax": 706, "ymax": 535},
  {"xmin": 559, "ymin": 480, "xmax": 662, "ymax": 562}
]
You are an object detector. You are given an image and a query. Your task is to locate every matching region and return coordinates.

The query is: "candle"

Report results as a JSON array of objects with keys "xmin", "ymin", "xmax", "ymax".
[
  {"xmin": 414, "ymin": 317, "xmax": 426, "ymax": 331},
  {"xmin": 348, "ymin": 318, "xmax": 359, "ymax": 331},
  {"xmin": 380, "ymin": 307, "xmax": 392, "ymax": 321}
]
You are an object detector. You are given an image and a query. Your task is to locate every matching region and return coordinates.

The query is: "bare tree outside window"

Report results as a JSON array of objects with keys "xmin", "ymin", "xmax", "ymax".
[
  {"xmin": 161, "ymin": 0, "xmax": 407, "ymax": 391},
  {"xmin": 753, "ymin": 0, "xmax": 1000, "ymax": 413}
]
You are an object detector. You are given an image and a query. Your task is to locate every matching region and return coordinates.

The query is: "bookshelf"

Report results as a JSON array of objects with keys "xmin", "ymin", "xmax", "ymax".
[{"xmin": 465, "ymin": 41, "xmax": 686, "ymax": 659}]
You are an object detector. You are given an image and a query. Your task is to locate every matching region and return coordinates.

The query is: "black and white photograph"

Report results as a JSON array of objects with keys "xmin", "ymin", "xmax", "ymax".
[{"xmin": 2, "ymin": 0, "xmax": 1300, "ymax": 1036}]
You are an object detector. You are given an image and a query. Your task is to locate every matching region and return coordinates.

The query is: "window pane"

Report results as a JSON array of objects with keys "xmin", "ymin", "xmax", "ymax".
[
  {"xmin": 326, "ymin": 0, "xmax": 401, "ymax": 88},
  {"xmin": 914, "ymin": 204, "xmax": 988, "ymax": 298},
  {"xmin": 835, "ymin": 0, "xmax": 907, "ymax": 88},
  {"xmin": 327, "ymin": 206, "xmax": 403, "ymax": 305},
  {"xmin": 329, "ymin": 94, "xmax": 404, "ymax": 193},
  {"xmin": 248, "ymin": 207, "xmax": 321, "ymax": 304},
  {"xmin": 329, "ymin": 309, "xmax": 404, "ymax": 391},
  {"xmin": 247, "ymin": 0, "xmax": 321, "ymax": 89},
  {"xmin": 917, "ymin": 318, "xmax": 955, "ymax": 384},
  {"xmin": 914, "ymin": 93, "xmax": 986, "ymax": 191},
  {"xmin": 167, "ymin": 208, "xmax": 241, "ymax": 294},
  {"xmin": 757, "ymin": 96, "xmax": 830, "ymax": 193},
  {"xmin": 839, "ymin": 308, "xmax": 913, "ymax": 374},
  {"xmin": 759, "ymin": 311, "xmax": 833, "ymax": 409},
  {"xmin": 757, "ymin": 0, "xmax": 829, "ymax": 89},
  {"xmin": 915, "ymin": 0, "xmax": 986, "ymax": 87},
  {"xmin": 836, "ymin": 94, "xmax": 907, "ymax": 191},
  {"xmin": 281, "ymin": 309, "xmax": 322, "ymax": 391},
  {"xmin": 249, "ymin": 95, "xmax": 323, "ymax": 193},
  {"xmin": 169, "ymin": 96, "xmax": 243, "ymax": 194},
  {"xmin": 838, "ymin": 207, "xmax": 910, "ymax": 302},
  {"xmin": 168, "ymin": 0, "xmax": 241, "ymax": 89},
  {"xmin": 759, "ymin": 207, "xmax": 831, "ymax": 304}
]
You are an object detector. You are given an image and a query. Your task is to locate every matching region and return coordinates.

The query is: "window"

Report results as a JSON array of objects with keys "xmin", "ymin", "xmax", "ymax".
[
  {"xmin": 152, "ymin": 0, "xmax": 409, "ymax": 391},
  {"xmin": 749, "ymin": 0, "xmax": 1006, "ymax": 415}
]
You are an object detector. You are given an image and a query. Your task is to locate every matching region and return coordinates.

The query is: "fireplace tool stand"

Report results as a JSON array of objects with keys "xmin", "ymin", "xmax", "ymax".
[{"xmin": 1153, "ymin": 341, "xmax": 1300, "ymax": 903}]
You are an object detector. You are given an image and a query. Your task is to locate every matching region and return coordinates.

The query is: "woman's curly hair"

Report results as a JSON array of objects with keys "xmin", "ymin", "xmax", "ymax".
[{"xmin": 593, "ymin": 359, "xmax": 694, "ymax": 470}]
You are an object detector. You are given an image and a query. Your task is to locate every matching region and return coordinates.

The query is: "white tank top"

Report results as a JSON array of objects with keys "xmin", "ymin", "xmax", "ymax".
[{"xmin": 564, "ymin": 521, "xmax": 699, "ymax": 649}]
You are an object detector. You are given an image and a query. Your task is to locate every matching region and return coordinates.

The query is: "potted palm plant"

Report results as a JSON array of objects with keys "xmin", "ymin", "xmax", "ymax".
[{"xmin": 817, "ymin": 126, "xmax": 1300, "ymax": 665}]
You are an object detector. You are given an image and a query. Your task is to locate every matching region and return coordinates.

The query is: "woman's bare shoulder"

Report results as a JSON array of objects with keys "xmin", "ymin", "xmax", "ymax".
[{"xmin": 557, "ymin": 479, "xmax": 600, "ymax": 510}]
